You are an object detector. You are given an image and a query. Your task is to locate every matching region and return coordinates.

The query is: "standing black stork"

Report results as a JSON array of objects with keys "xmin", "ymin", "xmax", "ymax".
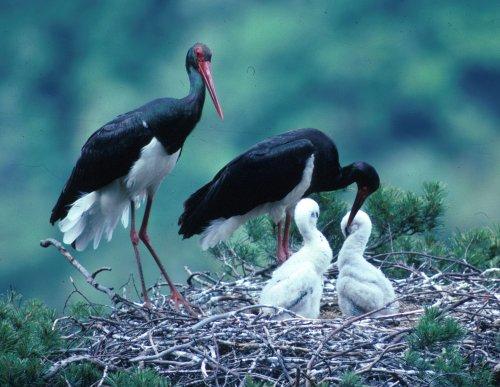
[
  {"xmin": 50, "ymin": 43, "xmax": 223, "ymax": 308},
  {"xmin": 178, "ymin": 128, "xmax": 380, "ymax": 262}
]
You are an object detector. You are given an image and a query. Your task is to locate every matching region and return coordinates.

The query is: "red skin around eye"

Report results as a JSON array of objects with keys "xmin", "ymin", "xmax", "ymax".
[{"xmin": 195, "ymin": 46, "xmax": 204, "ymax": 61}]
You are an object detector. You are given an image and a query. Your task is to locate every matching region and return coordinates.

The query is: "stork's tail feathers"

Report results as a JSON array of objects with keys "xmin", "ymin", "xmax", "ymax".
[
  {"xmin": 178, "ymin": 181, "xmax": 213, "ymax": 238},
  {"xmin": 58, "ymin": 183, "xmax": 131, "ymax": 251},
  {"xmin": 178, "ymin": 181, "xmax": 243, "ymax": 250},
  {"xmin": 50, "ymin": 188, "xmax": 76, "ymax": 225}
]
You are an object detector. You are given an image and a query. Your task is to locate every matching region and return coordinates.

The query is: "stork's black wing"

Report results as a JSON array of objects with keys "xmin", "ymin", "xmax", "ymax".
[
  {"xmin": 50, "ymin": 110, "xmax": 153, "ymax": 224},
  {"xmin": 178, "ymin": 134, "xmax": 316, "ymax": 237}
]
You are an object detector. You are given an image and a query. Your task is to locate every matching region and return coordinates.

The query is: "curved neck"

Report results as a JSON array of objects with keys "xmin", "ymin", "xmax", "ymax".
[
  {"xmin": 333, "ymin": 164, "xmax": 357, "ymax": 190},
  {"xmin": 337, "ymin": 231, "xmax": 369, "ymax": 267},
  {"xmin": 185, "ymin": 65, "xmax": 206, "ymax": 106}
]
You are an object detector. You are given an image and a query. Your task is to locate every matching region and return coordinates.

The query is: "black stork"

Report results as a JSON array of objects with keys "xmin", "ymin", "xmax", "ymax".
[
  {"xmin": 178, "ymin": 128, "xmax": 380, "ymax": 262},
  {"xmin": 50, "ymin": 43, "xmax": 223, "ymax": 308}
]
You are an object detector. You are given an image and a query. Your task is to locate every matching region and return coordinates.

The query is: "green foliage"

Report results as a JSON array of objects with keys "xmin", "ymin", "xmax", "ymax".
[
  {"xmin": 0, "ymin": 292, "xmax": 60, "ymax": 386},
  {"xmin": 56, "ymin": 364, "xmax": 170, "ymax": 387},
  {"xmin": 376, "ymin": 225, "xmax": 499, "ymax": 274},
  {"xmin": 210, "ymin": 217, "xmax": 277, "ymax": 271},
  {"xmin": 58, "ymin": 363, "xmax": 102, "ymax": 387},
  {"xmin": 314, "ymin": 182, "xmax": 446, "ymax": 254},
  {"xmin": 407, "ymin": 307, "xmax": 464, "ymax": 350},
  {"xmin": 405, "ymin": 309, "xmax": 492, "ymax": 386},
  {"xmin": 405, "ymin": 348, "xmax": 493, "ymax": 387},
  {"xmin": 450, "ymin": 226, "xmax": 500, "ymax": 270},
  {"xmin": 106, "ymin": 368, "xmax": 169, "ymax": 387},
  {"xmin": 0, "ymin": 293, "xmax": 170, "ymax": 387},
  {"xmin": 339, "ymin": 371, "xmax": 365, "ymax": 387},
  {"xmin": 367, "ymin": 182, "xmax": 446, "ymax": 250},
  {"xmin": 0, "ymin": 353, "xmax": 46, "ymax": 387},
  {"xmin": 68, "ymin": 300, "xmax": 106, "ymax": 320}
]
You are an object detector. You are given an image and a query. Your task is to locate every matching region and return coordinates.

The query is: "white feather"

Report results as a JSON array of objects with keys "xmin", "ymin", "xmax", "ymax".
[
  {"xmin": 200, "ymin": 155, "xmax": 315, "ymax": 250},
  {"xmin": 125, "ymin": 138, "xmax": 180, "ymax": 195},
  {"xmin": 259, "ymin": 198, "xmax": 332, "ymax": 319},
  {"xmin": 62, "ymin": 218, "xmax": 86, "ymax": 245},
  {"xmin": 121, "ymin": 205, "xmax": 130, "ymax": 228},
  {"xmin": 58, "ymin": 137, "xmax": 180, "ymax": 251},
  {"xmin": 59, "ymin": 192, "xmax": 97, "ymax": 231}
]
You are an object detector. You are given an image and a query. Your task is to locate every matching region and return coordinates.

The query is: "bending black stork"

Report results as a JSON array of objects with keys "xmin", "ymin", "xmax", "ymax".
[
  {"xmin": 50, "ymin": 43, "xmax": 223, "ymax": 308},
  {"xmin": 178, "ymin": 128, "xmax": 380, "ymax": 262}
]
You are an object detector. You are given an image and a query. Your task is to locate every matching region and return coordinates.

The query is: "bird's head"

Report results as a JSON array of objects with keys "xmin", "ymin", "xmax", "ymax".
[
  {"xmin": 186, "ymin": 43, "xmax": 224, "ymax": 119},
  {"xmin": 341, "ymin": 209, "xmax": 372, "ymax": 238},
  {"xmin": 294, "ymin": 198, "xmax": 320, "ymax": 235},
  {"xmin": 344, "ymin": 162, "xmax": 380, "ymax": 234}
]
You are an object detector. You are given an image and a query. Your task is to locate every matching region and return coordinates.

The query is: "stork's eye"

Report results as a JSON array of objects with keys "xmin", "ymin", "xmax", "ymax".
[
  {"xmin": 311, "ymin": 211, "xmax": 319, "ymax": 219},
  {"xmin": 194, "ymin": 47, "xmax": 204, "ymax": 60}
]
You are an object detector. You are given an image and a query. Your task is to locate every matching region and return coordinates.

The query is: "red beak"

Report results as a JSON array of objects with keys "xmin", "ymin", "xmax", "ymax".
[
  {"xmin": 198, "ymin": 60, "xmax": 224, "ymax": 120},
  {"xmin": 346, "ymin": 188, "xmax": 368, "ymax": 233}
]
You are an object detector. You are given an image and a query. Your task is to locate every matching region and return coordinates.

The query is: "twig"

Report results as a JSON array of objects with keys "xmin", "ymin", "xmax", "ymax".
[
  {"xmin": 45, "ymin": 355, "xmax": 117, "ymax": 379},
  {"xmin": 129, "ymin": 342, "xmax": 195, "ymax": 362},
  {"xmin": 95, "ymin": 365, "xmax": 108, "ymax": 387},
  {"xmin": 40, "ymin": 238, "xmax": 136, "ymax": 307}
]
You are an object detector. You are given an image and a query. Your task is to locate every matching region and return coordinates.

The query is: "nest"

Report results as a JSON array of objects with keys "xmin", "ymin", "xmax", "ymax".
[{"xmin": 41, "ymin": 239, "xmax": 499, "ymax": 386}]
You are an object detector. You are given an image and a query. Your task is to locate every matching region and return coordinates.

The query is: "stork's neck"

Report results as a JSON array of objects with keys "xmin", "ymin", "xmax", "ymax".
[
  {"xmin": 150, "ymin": 66, "xmax": 206, "ymax": 153},
  {"xmin": 332, "ymin": 164, "xmax": 357, "ymax": 190},
  {"xmin": 185, "ymin": 66, "xmax": 206, "ymax": 108}
]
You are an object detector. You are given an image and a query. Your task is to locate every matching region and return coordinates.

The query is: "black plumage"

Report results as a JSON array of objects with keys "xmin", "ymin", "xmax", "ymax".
[
  {"xmin": 178, "ymin": 128, "xmax": 380, "ymax": 260},
  {"xmin": 179, "ymin": 129, "xmax": 321, "ymax": 236},
  {"xmin": 50, "ymin": 98, "xmax": 202, "ymax": 224},
  {"xmin": 49, "ymin": 43, "xmax": 223, "ymax": 308}
]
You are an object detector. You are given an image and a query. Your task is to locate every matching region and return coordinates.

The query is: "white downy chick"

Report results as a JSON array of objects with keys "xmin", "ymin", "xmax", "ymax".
[
  {"xmin": 336, "ymin": 210, "xmax": 398, "ymax": 317},
  {"xmin": 259, "ymin": 198, "xmax": 332, "ymax": 319}
]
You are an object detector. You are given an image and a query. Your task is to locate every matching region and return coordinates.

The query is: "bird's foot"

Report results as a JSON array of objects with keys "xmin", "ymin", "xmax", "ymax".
[
  {"xmin": 140, "ymin": 293, "xmax": 154, "ymax": 309},
  {"xmin": 170, "ymin": 290, "xmax": 198, "ymax": 317},
  {"xmin": 142, "ymin": 300, "xmax": 154, "ymax": 310}
]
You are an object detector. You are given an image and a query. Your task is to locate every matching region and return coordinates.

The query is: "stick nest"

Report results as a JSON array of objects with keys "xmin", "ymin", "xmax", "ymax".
[{"xmin": 42, "ymin": 239, "xmax": 499, "ymax": 386}]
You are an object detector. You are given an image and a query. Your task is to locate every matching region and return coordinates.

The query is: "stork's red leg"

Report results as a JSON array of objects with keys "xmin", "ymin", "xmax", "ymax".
[
  {"xmin": 282, "ymin": 212, "xmax": 292, "ymax": 259},
  {"xmin": 130, "ymin": 202, "xmax": 151, "ymax": 307},
  {"xmin": 276, "ymin": 221, "xmax": 287, "ymax": 263},
  {"xmin": 139, "ymin": 196, "xmax": 195, "ymax": 315}
]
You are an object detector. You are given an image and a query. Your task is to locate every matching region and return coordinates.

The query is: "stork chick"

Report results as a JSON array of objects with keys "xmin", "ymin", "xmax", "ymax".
[
  {"xmin": 259, "ymin": 198, "xmax": 332, "ymax": 319},
  {"xmin": 336, "ymin": 210, "xmax": 398, "ymax": 317}
]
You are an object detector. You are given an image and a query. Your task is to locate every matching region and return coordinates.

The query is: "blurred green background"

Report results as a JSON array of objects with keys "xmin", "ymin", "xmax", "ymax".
[{"xmin": 0, "ymin": 0, "xmax": 498, "ymax": 309}]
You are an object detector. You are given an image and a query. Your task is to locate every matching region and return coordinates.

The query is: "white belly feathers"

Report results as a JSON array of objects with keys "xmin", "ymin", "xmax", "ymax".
[
  {"xmin": 126, "ymin": 138, "xmax": 180, "ymax": 200},
  {"xmin": 59, "ymin": 137, "xmax": 179, "ymax": 251},
  {"xmin": 199, "ymin": 155, "xmax": 315, "ymax": 250}
]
